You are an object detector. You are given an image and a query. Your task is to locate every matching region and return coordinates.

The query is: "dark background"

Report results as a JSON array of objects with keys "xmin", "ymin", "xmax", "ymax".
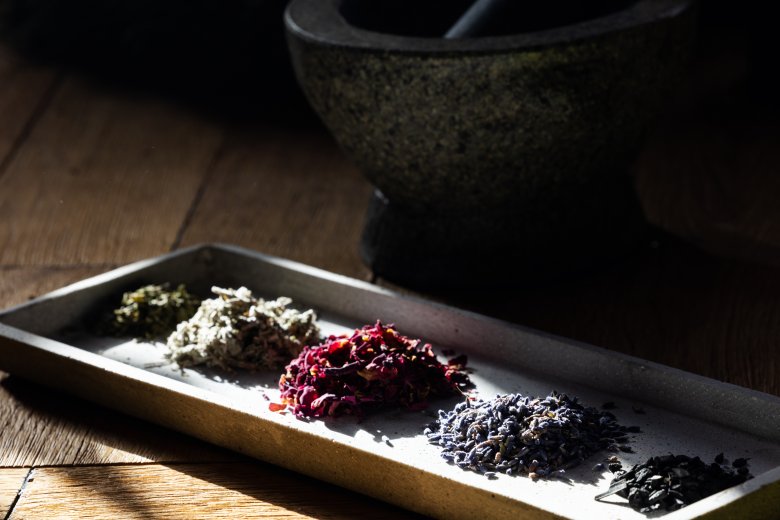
[{"xmin": 0, "ymin": 0, "xmax": 774, "ymax": 120}]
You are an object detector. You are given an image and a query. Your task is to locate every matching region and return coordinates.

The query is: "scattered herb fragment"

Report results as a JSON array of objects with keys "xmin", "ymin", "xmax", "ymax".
[
  {"xmin": 274, "ymin": 321, "xmax": 471, "ymax": 418},
  {"xmin": 166, "ymin": 286, "xmax": 320, "ymax": 371},
  {"xmin": 425, "ymin": 391, "xmax": 638, "ymax": 479},
  {"xmin": 104, "ymin": 283, "xmax": 200, "ymax": 340},
  {"xmin": 596, "ymin": 454, "xmax": 753, "ymax": 513}
]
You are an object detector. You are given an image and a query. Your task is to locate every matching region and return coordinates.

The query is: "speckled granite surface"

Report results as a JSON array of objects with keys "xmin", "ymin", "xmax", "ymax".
[{"xmin": 286, "ymin": 0, "xmax": 696, "ymax": 286}]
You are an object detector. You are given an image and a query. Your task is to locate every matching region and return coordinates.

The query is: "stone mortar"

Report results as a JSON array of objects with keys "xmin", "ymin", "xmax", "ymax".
[{"xmin": 285, "ymin": 0, "xmax": 697, "ymax": 287}]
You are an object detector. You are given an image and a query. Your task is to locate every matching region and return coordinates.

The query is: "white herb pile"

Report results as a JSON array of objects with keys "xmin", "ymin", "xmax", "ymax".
[{"xmin": 166, "ymin": 286, "xmax": 320, "ymax": 371}]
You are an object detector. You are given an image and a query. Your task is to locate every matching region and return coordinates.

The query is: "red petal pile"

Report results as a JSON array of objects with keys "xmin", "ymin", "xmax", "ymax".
[{"xmin": 274, "ymin": 321, "xmax": 470, "ymax": 418}]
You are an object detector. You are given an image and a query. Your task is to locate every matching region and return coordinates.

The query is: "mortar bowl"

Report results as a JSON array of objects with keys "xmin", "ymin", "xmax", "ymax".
[{"xmin": 285, "ymin": 0, "xmax": 696, "ymax": 287}]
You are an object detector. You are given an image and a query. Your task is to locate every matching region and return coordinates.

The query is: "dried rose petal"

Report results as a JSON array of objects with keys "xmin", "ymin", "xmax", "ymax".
[
  {"xmin": 267, "ymin": 402, "xmax": 287, "ymax": 412},
  {"xmin": 272, "ymin": 321, "xmax": 471, "ymax": 418}
]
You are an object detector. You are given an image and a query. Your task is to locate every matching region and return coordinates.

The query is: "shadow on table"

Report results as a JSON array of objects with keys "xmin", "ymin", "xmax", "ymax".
[
  {"xmin": 0, "ymin": 0, "xmax": 321, "ymax": 127},
  {"xmin": 1, "ymin": 374, "xmax": 425, "ymax": 517},
  {"xmin": 160, "ymin": 461, "xmax": 429, "ymax": 519},
  {"xmin": 1, "ymin": 379, "xmax": 426, "ymax": 518},
  {"xmin": 0, "ymin": 374, "xmax": 241, "ymax": 466}
]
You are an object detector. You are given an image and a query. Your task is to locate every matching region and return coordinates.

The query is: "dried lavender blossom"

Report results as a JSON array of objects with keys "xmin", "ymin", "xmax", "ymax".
[
  {"xmin": 596, "ymin": 454, "xmax": 752, "ymax": 513},
  {"xmin": 166, "ymin": 286, "xmax": 320, "ymax": 371},
  {"xmin": 426, "ymin": 391, "xmax": 638, "ymax": 479},
  {"xmin": 104, "ymin": 283, "xmax": 200, "ymax": 340}
]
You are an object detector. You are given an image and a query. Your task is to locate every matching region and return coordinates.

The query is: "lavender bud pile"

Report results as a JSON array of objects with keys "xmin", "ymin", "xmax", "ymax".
[
  {"xmin": 425, "ymin": 391, "xmax": 638, "ymax": 479},
  {"xmin": 597, "ymin": 454, "xmax": 752, "ymax": 513}
]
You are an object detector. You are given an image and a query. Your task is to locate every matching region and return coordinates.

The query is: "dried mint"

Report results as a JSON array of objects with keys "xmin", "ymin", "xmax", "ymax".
[
  {"xmin": 273, "ymin": 321, "xmax": 471, "ymax": 418},
  {"xmin": 166, "ymin": 286, "xmax": 320, "ymax": 371},
  {"xmin": 426, "ymin": 391, "xmax": 638, "ymax": 479},
  {"xmin": 104, "ymin": 283, "xmax": 200, "ymax": 340},
  {"xmin": 596, "ymin": 454, "xmax": 753, "ymax": 513}
]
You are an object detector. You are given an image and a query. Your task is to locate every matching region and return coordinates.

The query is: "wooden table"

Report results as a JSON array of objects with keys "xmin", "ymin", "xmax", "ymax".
[{"xmin": 2, "ymin": 27, "xmax": 780, "ymax": 518}]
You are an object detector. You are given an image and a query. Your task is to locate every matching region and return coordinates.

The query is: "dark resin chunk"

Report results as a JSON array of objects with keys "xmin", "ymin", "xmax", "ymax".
[{"xmin": 596, "ymin": 454, "xmax": 753, "ymax": 512}]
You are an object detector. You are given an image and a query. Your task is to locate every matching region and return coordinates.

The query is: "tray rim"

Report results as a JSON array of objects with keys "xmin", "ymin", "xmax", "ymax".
[
  {"xmin": 5, "ymin": 243, "xmax": 779, "ymax": 429},
  {"xmin": 0, "ymin": 242, "xmax": 779, "ymax": 519},
  {"xmin": 5, "ymin": 242, "xmax": 779, "ymax": 405}
]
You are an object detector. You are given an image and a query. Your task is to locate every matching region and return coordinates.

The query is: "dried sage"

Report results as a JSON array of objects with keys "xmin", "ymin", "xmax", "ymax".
[{"xmin": 166, "ymin": 286, "xmax": 320, "ymax": 371}]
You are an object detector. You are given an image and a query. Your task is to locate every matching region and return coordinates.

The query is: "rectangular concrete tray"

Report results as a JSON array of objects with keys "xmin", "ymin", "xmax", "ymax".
[{"xmin": 1, "ymin": 244, "xmax": 779, "ymax": 519}]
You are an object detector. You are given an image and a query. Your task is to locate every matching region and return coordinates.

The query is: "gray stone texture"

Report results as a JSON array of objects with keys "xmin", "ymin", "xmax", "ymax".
[{"xmin": 286, "ymin": 0, "xmax": 697, "ymax": 287}]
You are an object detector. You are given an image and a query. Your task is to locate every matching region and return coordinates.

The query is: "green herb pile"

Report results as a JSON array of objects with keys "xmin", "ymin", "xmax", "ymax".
[{"xmin": 105, "ymin": 283, "xmax": 200, "ymax": 340}]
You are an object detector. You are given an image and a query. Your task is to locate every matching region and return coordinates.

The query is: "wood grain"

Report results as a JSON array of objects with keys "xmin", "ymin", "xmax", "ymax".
[
  {"xmin": 0, "ymin": 75, "xmax": 224, "ymax": 266},
  {"xmin": 177, "ymin": 128, "xmax": 372, "ymax": 280},
  {"xmin": 635, "ymin": 47, "xmax": 780, "ymax": 268},
  {"xmin": 10, "ymin": 463, "xmax": 421, "ymax": 519},
  {"xmin": 0, "ymin": 47, "xmax": 58, "ymax": 168},
  {"xmin": 0, "ymin": 468, "xmax": 28, "ymax": 517},
  {"xmin": 0, "ymin": 266, "xmax": 105, "ymax": 309},
  {"xmin": 636, "ymin": 109, "xmax": 780, "ymax": 268},
  {"xmin": 0, "ymin": 373, "xmax": 240, "ymax": 467}
]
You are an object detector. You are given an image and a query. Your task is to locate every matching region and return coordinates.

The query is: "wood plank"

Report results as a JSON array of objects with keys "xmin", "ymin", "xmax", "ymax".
[
  {"xmin": 11, "ymin": 463, "xmax": 421, "ymax": 519},
  {"xmin": 0, "ymin": 266, "xmax": 105, "ymax": 309},
  {"xmin": 0, "ymin": 372, "xmax": 241, "ymax": 467},
  {"xmin": 178, "ymin": 128, "xmax": 373, "ymax": 280},
  {"xmin": 0, "ymin": 468, "xmax": 28, "ymax": 517},
  {"xmin": 636, "ymin": 111, "xmax": 780, "ymax": 267},
  {"xmin": 0, "ymin": 74, "xmax": 224, "ymax": 266},
  {"xmin": 635, "ymin": 45, "xmax": 780, "ymax": 267},
  {"xmin": 0, "ymin": 46, "xmax": 58, "ymax": 167}
]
